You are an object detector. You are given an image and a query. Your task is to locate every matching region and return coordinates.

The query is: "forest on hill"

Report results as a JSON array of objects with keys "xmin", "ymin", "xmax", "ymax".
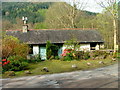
[
  {"xmin": 2, "ymin": 2, "xmax": 117, "ymax": 49},
  {"xmin": 2, "ymin": 2, "xmax": 97, "ymax": 30}
]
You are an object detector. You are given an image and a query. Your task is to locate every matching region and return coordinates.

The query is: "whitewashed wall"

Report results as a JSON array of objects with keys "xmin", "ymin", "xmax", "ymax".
[
  {"xmin": 95, "ymin": 44, "xmax": 100, "ymax": 50},
  {"xmin": 80, "ymin": 44, "xmax": 90, "ymax": 51},
  {"xmin": 62, "ymin": 44, "xmax": 90, "ymax": 52},
  {"xmin": 62, "ymin": 45, "xmax": 74, "ymax": 52},
  {"xmin": 33, "ymin": 45, "xmax": 39, "ymax": 55},
  {"xmin": 100, "ymin": 44, "xmax": 104, "ymax": 49}
]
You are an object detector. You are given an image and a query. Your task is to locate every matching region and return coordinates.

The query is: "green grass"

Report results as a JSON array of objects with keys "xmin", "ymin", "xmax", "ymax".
[{"xmin": 2, "ymin": 58, "xmax": 118, "ymax": 78}]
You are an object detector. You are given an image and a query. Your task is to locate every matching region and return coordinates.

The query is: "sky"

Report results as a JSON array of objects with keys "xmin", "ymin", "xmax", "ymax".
[
  {"xmin": 64, "ymin": 0, "xmax": 105, "ymax": 13},
  {"xmin": 1, "ymin": 0, "xmax": 119, "ymax": 13}
]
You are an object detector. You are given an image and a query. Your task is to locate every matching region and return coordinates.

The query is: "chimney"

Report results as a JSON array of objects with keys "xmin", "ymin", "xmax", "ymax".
[{"xmin": 22, "ymin": 16, "xmax": 28, "ymax": 33}]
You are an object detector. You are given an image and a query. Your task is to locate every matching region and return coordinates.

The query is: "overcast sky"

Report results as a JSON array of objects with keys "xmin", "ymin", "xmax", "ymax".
[{"xmin": 2, "ymin": 0, "xmax": 120, "ymax": 13}]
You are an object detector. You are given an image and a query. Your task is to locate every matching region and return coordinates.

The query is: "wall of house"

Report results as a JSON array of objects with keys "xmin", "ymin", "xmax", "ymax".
[
  {"xmin": 100, "ymin": 43, "xmax": 104, "ymax": 49},
  {"xmin": 62, "ymin": 44, "xmax": 90, "ymax": 52},
  {"xmin": 33, "ymin": 45, "xmax": 39, "ymax": 55},
  {"xmin": 80, "ymin": 44, "xmax": 90, "ymax": 51},
  {"xmin": 95, "ymin": 44, "xmax": 100, "ymax": 50}
]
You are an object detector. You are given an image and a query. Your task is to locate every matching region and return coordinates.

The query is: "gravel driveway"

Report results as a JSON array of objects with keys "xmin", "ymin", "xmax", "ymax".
[{"xmin": 2, "ymin": 63, "xmax": 118, "ymax": 88}]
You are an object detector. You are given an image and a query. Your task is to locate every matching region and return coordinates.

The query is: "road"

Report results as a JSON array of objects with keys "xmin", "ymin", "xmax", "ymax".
[{"xmin": 2, "ymin": 63, "xmax": 119, "ymax": 88}]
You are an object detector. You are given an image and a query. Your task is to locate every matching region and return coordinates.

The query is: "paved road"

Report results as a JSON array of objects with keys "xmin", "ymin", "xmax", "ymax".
[{"xmin": 2, "ymin": 63, "xmax": 119, "ymax": 88}]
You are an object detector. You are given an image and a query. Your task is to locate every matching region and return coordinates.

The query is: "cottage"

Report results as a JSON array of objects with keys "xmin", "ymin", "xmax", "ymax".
[
  {"xmin": 6, "ymin": 24, "xmax": 104, "ymax": 60},
  {"xmin": 6, "ymin": 29, "xmax": 104, "ymax": 60}
]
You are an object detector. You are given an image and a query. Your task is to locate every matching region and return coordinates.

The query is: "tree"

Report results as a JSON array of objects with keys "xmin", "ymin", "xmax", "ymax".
[
  {"xmin": 45, "ymin": 2, "xmax": 88, "ymax": 29},
  {"xmin": 2, "ymin": 35, "xmax": 30, "ymax": 58},
  {"xmin": 94, "ymin": 13, "xmax": 114, "ymax": 49},
  {"xmin": 64, "ymin": 35, "xmax": 80, "ymax": 51},
  {"xmin": 95, "ymin": 0, "xmax": 118, "ymax": 52}
]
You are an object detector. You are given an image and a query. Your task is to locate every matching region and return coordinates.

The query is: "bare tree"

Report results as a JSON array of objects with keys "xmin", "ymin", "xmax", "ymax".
[
  {"xmin": 45, "ymin": 1, "xmax": 88, "ymax": 29},
  {"xmin": 95, "ymin": 0, "xmax": 118, "ymax": 52}
]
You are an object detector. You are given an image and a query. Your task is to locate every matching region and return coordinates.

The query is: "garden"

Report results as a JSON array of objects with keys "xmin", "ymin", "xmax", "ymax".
[{"xmin": 1, "ymin": 35, "xmax": 118, "ymax": 78}]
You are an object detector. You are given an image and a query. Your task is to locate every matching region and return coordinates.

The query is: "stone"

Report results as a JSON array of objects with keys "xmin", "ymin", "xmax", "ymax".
[
  {"xmin": 95, "ymin": 57, "xmax": 99, "ymax": 60},
  {"xmin": 4, "ymin": 71, "xmax": 15, "ymax": 76},
  {"xmin": 87, "ymin": 62, "xmax": 91, "ymax": 66},
  {"xmin": 72, "ymin": 64, "xmax": 77, "ymax": 68},
  {"xmin": 43, "ymin": 67, "xmax": 49, "ymax": 72},
  {"xmin": 99, "ymin": 61, "xmax": 104, "ymax": 64},
  {"xmin": 112, "ymin": 58, "xmax": 116, "ymax": 61},
  {"xmin": 24, "ymin": 70, "xmax": 32, "ymax": 74}
]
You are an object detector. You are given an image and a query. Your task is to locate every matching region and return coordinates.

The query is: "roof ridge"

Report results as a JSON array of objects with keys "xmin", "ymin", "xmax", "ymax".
[{"xmin": 6, "ymin": 28, "xmax": 98, "ymax": 31}]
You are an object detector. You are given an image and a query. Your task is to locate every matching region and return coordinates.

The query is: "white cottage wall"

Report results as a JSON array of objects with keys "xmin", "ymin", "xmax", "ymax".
[
  {"xmin": 95, "ymin": 44, "xmax": 100, "ymax": 50},
  {"xmin": 80, "ymin": 44, "xmax": 90, "ymax": 51},
  {"xmin": 33, "ymin": 45, "xmax": 39, "ymax": 55},
  {"xmin": 62, "ymin": 44, "xmax": 90, "ymax": 52}
]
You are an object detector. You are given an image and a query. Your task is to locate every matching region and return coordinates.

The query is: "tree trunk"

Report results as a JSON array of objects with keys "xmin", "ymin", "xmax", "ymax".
[{"xmin": 113, "ymin": 19, "xmax": 117, "ymax": 52}]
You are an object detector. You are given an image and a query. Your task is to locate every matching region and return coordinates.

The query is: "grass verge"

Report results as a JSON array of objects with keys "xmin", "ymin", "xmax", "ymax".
[{"xmin": 2, "ymin": 58, "xmax": 118, "ymax": 78}]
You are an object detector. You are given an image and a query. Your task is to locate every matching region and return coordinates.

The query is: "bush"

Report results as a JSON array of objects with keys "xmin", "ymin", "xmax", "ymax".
[
  {"xmin": 63, "ymin": 52, "xmax": 73, "ymax": 61},
  {"xmin": 3, "ymin": 56, "xmax": 29, "ymax": 72},
  {"xmin": 74, "ymin": 51, "xmax": 90, "ymax": 60},
  {"xmin": 9, "ymin": 61, "xmax": 28, "ymax": 71},
  {"xmin": 74, "ymin": 51, "xmax": 84, "ymax": 60},
  {"xmin": 27, "ymin": 54, "xmax": 41, "ymax": 63},
  {"xmin": 90, "ymin": 50, "xmax": 109, "ymax": 59},
  {"xmin": 2, "ymin": 35, "xmax": 30, "ymax": 59},
  {"xmin": 46, "ymin": 41, "xmax": 58, "ymax": 60},
  {"xmin": 83, "ymin": 52, "xmax": 90, "ymax": 60}
]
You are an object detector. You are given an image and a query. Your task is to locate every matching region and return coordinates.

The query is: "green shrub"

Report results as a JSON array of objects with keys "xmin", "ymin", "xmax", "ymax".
[
  {"xmin": 83, "ymin": 52, "xmax": 90, "ymax": 60},
  {"xmin": 64, "ymin": 56, "xmax": 72, "ymax": 61},
  {"xmin": 74, "ymin": 51, "xmax": 84, "ymax": 60},
  {"xmin": 7, "ymin": 55, "xmax": 27, "ymax": 62},
  {"xmin": 9, "ymin": 61, "xmax": 28, "ymax": 71},
  {"xmin": 27, "ymin": 54, "xmax": 41, "ymax": 63},
  {"xmin": 55, "ymin": 56, "xmax": 59, "ymax": 60},
  {"xmin": 3, "ymin": 55, "xmax": 29, "ymax": 72},
  {"xmin": 90, "ymin": 50, "xmax": 109, "ymax": 59},
  {"xmin": 63, "ymin": 52, "xmax": 73, "ymax": 61},
  {"xmin": 46, "ymin": 41, "xmax": 58, "ymax": 60}
]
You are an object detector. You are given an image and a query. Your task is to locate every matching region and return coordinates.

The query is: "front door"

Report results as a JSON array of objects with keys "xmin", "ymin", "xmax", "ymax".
[
  {"xmin": 58, "ymin": 47, "xmax": 62, "ymax": 57},
  {"xmin": 40, "ymin": 47, "xmax": 46, "ymax": 60}
]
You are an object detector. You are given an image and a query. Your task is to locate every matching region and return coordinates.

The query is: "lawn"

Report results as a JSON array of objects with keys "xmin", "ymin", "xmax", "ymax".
[{"xmin": 2, "ymin": 58, "xmax": 118, "ymax": 78}]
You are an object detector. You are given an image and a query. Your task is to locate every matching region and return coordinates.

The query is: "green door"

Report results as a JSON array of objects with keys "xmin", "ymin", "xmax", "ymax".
[
  {"xmin": 58, "ymin": 47, "xmax": 62, "ymax": 57},
  {"xmin": 40, "ymin": 47, "xmax": 46, "ymax": 60}
]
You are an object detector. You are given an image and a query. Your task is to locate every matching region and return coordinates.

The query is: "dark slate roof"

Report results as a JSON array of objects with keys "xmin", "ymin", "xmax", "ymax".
[{"xmin": 6, "ymin": 29, "xmax": 104, "ymax": 44}]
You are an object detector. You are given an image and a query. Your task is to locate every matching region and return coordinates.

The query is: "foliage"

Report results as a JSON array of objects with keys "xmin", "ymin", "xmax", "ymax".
[
  {"xmin": 3, "ymin": 59, "xmax": 117, "ymax": 78},
  {"xmin": 2, "ymin": 55, "xmax": 29, "ymax": 72},
  {"xmin": 34, "ymin": 22, "xmax": 47, "ymax": 29},
  {"xmin": 2, "ymin": 35, "xmax": 30, "ymax": 58},
  {"xmin": 73, "ymin": 51, "xmax": 90, "ymax": 60},
  {"xmin": 27, "ymin": 54, "xmax": 41, "ymax": 63},
  {"xmin": 46, "ymin": 41, "xmax": 58, "ymax": 60},
  {"xmin": 2, "ymin": 2, "xmax": 53, "ymax": 30},
  {"xmin": 64, "ymin": 37, "xmax": 80, "ymax": 51},
  {"xmin": 45, "ymin": 2, "xmax": 96, "ymax": 29},
  {"xmin": 90, "ymin": 50, "xmax": 109, "ymax": 59}
]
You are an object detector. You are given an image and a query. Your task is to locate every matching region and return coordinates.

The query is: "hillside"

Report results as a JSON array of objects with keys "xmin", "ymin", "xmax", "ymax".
[
  {"xmin": 2, "ymin": 2, "xmax": 97, "ymax": 30},
  {"xmin": 2, "ymin": 2, "xmax": 53, "ymax": 24}
]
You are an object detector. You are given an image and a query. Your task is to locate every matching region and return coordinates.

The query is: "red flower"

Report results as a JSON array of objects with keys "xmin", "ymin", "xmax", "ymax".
[
  {"xmin": 0, "ymin": 62, "xmax": 2, "ymax": 64},
  {"xmin": 2, "ymin": 59, "xmax": 7, "ymax": 61},
  {"xmin": 7, "ymin": 60, "xmax": 10, "ymax": 63},
  {"xmin": 3, "ymin": 62, "xmax": 7, "ymax": 65}
]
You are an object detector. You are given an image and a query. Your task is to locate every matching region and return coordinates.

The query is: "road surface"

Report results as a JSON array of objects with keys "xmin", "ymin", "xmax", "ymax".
[{"xmin": 2, "ymin": 63, "xmax": 119, "ymax": 88}]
